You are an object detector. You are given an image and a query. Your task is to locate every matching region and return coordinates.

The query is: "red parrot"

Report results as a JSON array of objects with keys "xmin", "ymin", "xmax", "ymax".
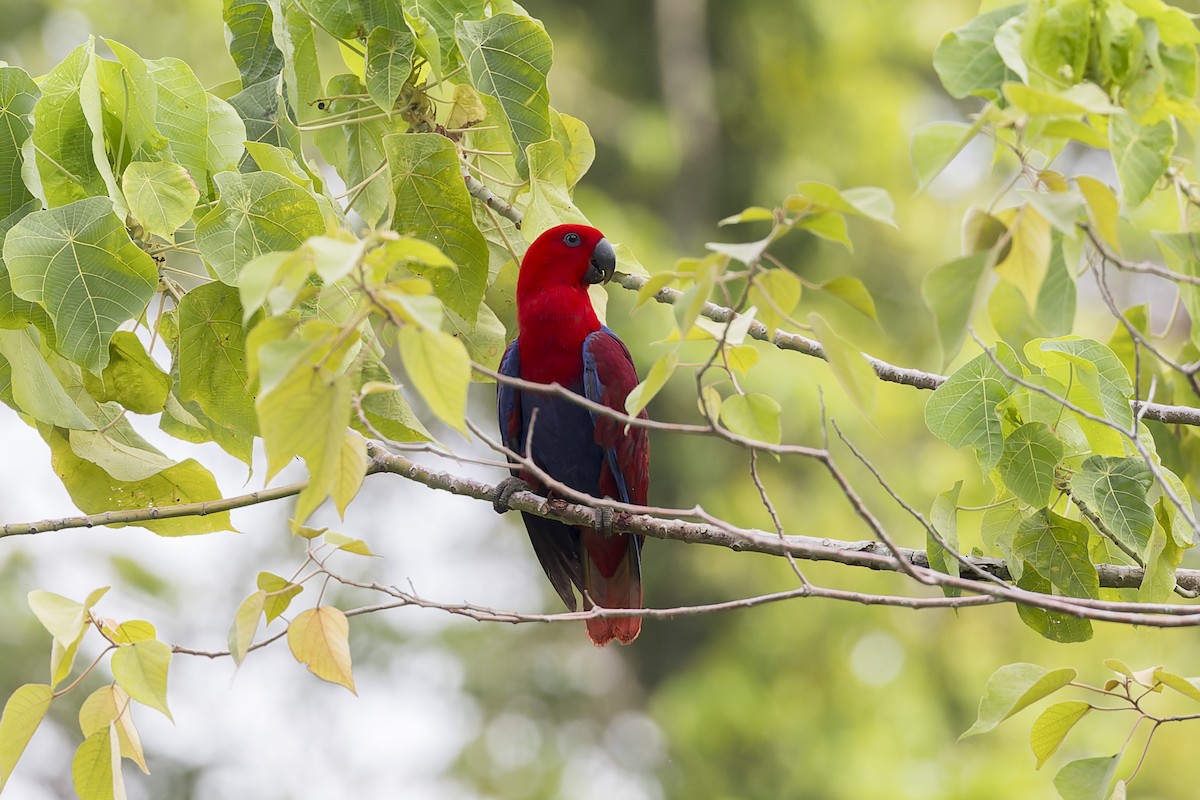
[{"xmin": 494, "ymin": 224, "xmax": 649, "ymax": 646}]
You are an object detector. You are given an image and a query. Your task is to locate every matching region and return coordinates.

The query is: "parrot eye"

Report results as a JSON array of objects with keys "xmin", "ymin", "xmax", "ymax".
[{"xmin": 563, "ymin": 232, "xmax": 582, "ymax": 247}]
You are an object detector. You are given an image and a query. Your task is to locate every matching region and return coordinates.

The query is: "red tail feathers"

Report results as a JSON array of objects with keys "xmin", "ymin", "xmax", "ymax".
[{"xmin": 580, "ymin": 528, "xmax": 642, "ymax": 646}]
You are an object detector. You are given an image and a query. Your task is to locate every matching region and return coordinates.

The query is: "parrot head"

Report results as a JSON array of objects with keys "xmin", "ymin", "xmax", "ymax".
[{"xmin": 517, "ymin": 224, "xmax": 616, "ymax": 298}]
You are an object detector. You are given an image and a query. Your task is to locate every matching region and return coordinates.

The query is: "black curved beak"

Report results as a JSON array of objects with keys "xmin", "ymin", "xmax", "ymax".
[{"xmin": 585, "ymin": 237, "xmax": 616, "ymax": 285}]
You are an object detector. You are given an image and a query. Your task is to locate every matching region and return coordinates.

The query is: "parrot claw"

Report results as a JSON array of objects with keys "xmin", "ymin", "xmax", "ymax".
[
  {"xmin": 594, "ymin": 506, "xmax": 616, "ymax": 537},
  {"xmin": 492, "ymin": 476, "xmax": 531, "ymax": 514}
]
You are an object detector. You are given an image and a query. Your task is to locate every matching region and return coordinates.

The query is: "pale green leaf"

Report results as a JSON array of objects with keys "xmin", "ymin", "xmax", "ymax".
[
  {"xmin": 809, "ymin": 313, "xmax": 876, "ymax": 414},
  {"xmin": 933, "ymin": 5, "xmax": 1023, "ymax": 100},
  {"xmin": 229, "ymin": 590, "xmax": 265, "ymax": 666},
  {"xmin": 0, "ymin": 328, "xmax": 95, "ymax": 429},
  {"xmin": 77, "ymin": 685, "xmax": 147, "ymax": 774},
  {"xmin": 928, "ymin": 481, "xmax": 963, "ymax": 597},
  {"xmin": 121, "ymin": 161, "xmax": 199, "ymax": 239},
  {"xmin": 110, "ymin": 640, "xmax": 172, "ymax": 721},
  {"xmin": 0, "ymin": 683, "xmax": 52, "ymax": 790},
  {"xmin": 922, "ymin": 253, "xmax": 989, "ymax": 365},
  {"xmin": 398, "ymin": 324, "xmax": 470, "ymax": 434},
  {"xmin": 1054, "ymin": 755, "xmax": 1119, "ymax": 800},
  {"xmin": 960, "ymin": 662, "xmax": 1076, "ymax": 739},
  {"xmin": 911, "ymin": 121, "xmax": 978, "ymax": 189},
  {"xmin": 720, "ymin": 393, "xmax": 781, "ymax": 445},
  {"xmin": 625, "ymin": 351, "xmax": 678, "ymax": 417},
  {"xmin": 1109, "ymin": 115, "xmax": 1174, "ymax": 208}
]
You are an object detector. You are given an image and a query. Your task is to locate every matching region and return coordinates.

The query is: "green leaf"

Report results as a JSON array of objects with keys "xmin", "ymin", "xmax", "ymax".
[
  {"xmin": 31, "ymin": 41, "xmax": 109, "ymax": 207},
  {"xmin": 922, "ymin": 253, "xmax": 989, "ymax": 366},
  {"xmin": 398, "ymin": 324, "xmax": 470, "ymax": 435},
  {"xmin": 121, "ymin": 161, "xmax": 200, "ymax": 239},
  {"xmin": 352, "ymin": 357, "xmax": 433, "ymax": 443},
  {"xmin": 911, "ymin": 121, "xmax": 978, "ymax": 190},
  {"xmin": 1071, "ymin": 456, "xmax": 1153, "ymax": 557},
  {"xmin": 46, "ymin": 428, "xmax": 231, "ymax": 535},
  {"xmin": 110, "ymin": 639, "xmax": 172, "ymax": 721},
  {"xmin": 295, "ymin": 0, "xmax": 404, "ymax": 40},
  {"xmin": 223, "ymin": 0, "xmax": 284, "ymax": 87},
  {"xmin": 83, "ymin": 331, "xmax": 170, "ymax": 415},
  {"xmin": 1014, "ymin": 509, "xmax": 1100, "ymax": 601},
  {"xmin": 384, "ymin": 132, "xmax": 488, "ymax": 323},
  {"xmin": 1140, "ymin": 520, "xmax": 1183, "ymax": 602},
  {"xmin": 982, "ymin": 502, "xmax": 1025, "ymax": 579},
  {"xmin": 928, "ymin": 481, "xmax": 963, "ymax": 597},
  {"xmin": 195, "ymin": 170, "xmax": 325, "ymax": 284},
  {"xmin": 3, "ymin": 197, "xmax": 158, "ymax": 372},
  {"xmin": 229, "ymin": 590, "xmax": 265, "ymax": 666},
  {"xmin": 257, "ymin": 572, "xmax": 304, "ymax": 622},
  {"xmin": 288, "ymin": 606, "xmax": 356, "ymax": 693},
  {"xmin": 455, "ymin": 14, "xmax": 553, "ymax": 179},
  {"xmin": 407, "ymin": 0, "xmax": 487, "ymax": 71},
  {"xmin": 521, "ymin": 138, "xmax": 586, "ymax": 238},
  {"xmin": 924, "ymin": 343, "xmax": 1020, "ymax": 471},
  {"xmin": 1026, "ymin": 337, "xmax": 1133, "ymax": 451},
  {"xmin": 0, "ymin": 684, "xmax": 53, "ymax": 790},
  {"xmin": 0, "ymin": 67, "xmax": 39, "ymax": 218},
  {"xmin": 1031, "ymin": 701, "xmax": 1090, "ymax": 770},
  {"xmin": 1054, "ymin": 755, "xmax": 1119, "ymax": 800},
  {"xmin": 178, "ymin": 282, "xmax": 259, "ymax": 435},
  {"xmin": 229, "ymin": 76, "xmax": 300, "ymax": 158},
  {"xmin": 932, "ymin": 5, "xmax": 1023, "ymax": 100},
  {"xmin": 71, "ymin": 726, "xmax": 124, "ymax": 800},
  {"xmin": 720, "ymin": 393, "xmax": 782, "ymax": 445},
  {"xmin": 445, "ymin": 302, "xmax": 506, "ymax": 375},
  {"xmin": 1016, "ymin": 189, "xmax": 1083, "ymax": 238},
  {"xmin": 147, "ymin": 57, "xmax": 243, "ymax": 197},
  {"xmin": 0, "ymin": 328, "xmax": 95, "ymax": 429},
  {"xmin": 809, "ymin": 313, "xmax": 876, "ymax": 414},
  {"xmin": 1035, "ymin": 233, "xmax": 1076, "ymax": 338},
  {"xmin": 819, "ymin": 276, "xmax": 877, "ymax": 321},
  {"xmin": 257, "ymin": 354, "xmax": 352, "ymax": 521},
  {"xmin": 625, "ymin": 351, "xmax": 678, "ymax": 417},
  {"xmin": 997, "ymin": 422, "xmax": 1064, "ymax": 508},
  {"xmin": 1109, "ymin": 115, "xmax": 1174, "ymax": 208},
  {"xmin": 365, "ymin": 26, "xmax": 414, "ymax": 113},
  {"xmin": 961, "ymin": 662, "xmax": 1076, "ymax": 739}
]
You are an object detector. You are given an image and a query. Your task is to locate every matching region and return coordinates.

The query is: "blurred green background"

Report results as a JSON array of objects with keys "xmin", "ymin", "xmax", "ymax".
[{"xmin": 6, "ymin": 1, "xmax": 1200, "ymax": 798}]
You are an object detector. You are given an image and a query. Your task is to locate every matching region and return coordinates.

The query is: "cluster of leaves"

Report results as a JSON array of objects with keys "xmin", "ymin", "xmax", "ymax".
[
  {"xmin": 963, "ymin": 659, "xmax": 1200, "ymax": 800},
  {"xmin": 624, "ymin": 182, "xmax": 895, "ymax": 441},
  {"xmin": 0, "ymin": 0, "xmax": 629, "ymax": 794},
  {"xmin": 914, "ymin": 0, "xmax": 1200, "ymax": 644}
]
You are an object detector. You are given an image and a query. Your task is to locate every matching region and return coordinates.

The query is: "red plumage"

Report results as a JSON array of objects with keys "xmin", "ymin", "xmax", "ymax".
[{"xmin": 497, "ymin": 224, "xmax": 649, "ymax": 646}]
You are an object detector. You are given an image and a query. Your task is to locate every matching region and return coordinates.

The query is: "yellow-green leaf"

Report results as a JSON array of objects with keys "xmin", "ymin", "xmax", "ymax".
[
  {"xmin": 720, "ymin": 393, "xmax": 782, "ymax": 444},
  {"xmin": 77, "ymin": 685, "xmax": 148, "ymax": 774},
  {"xmin": 809, "ymin": 313, "xmax": 876, "ymax": 414},
  {"xmin": 625, "ymin": 351, "xmax": 678, "ymax": 417},
  {"xmin": 398, "ymin": 325, "xmax": 470, "ymax": 435},
  {"xmin": 71, "ymin": 725, "xmax": 125, "ymax": 800},
  {"xmin": 0, "ymin": 683, "xmax": 53, "ymax": 789},
  {"xmin": 257, "ymin": 572, "xmax": 304, "ymax": 623},
  {"xmin": 228, "ymin": 591, "xmax": 265, "ymax": 666},
  {"xmin": 1031, "ymin": 701, "xmax": 1091, "ymax": 769},
  {"xmin": 110, "ymin": 641, "xmax": 172, "ymax": 721},
  {"xmin": 287, "ymin": 606, "xmax": 356, "ymax": 694}
]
